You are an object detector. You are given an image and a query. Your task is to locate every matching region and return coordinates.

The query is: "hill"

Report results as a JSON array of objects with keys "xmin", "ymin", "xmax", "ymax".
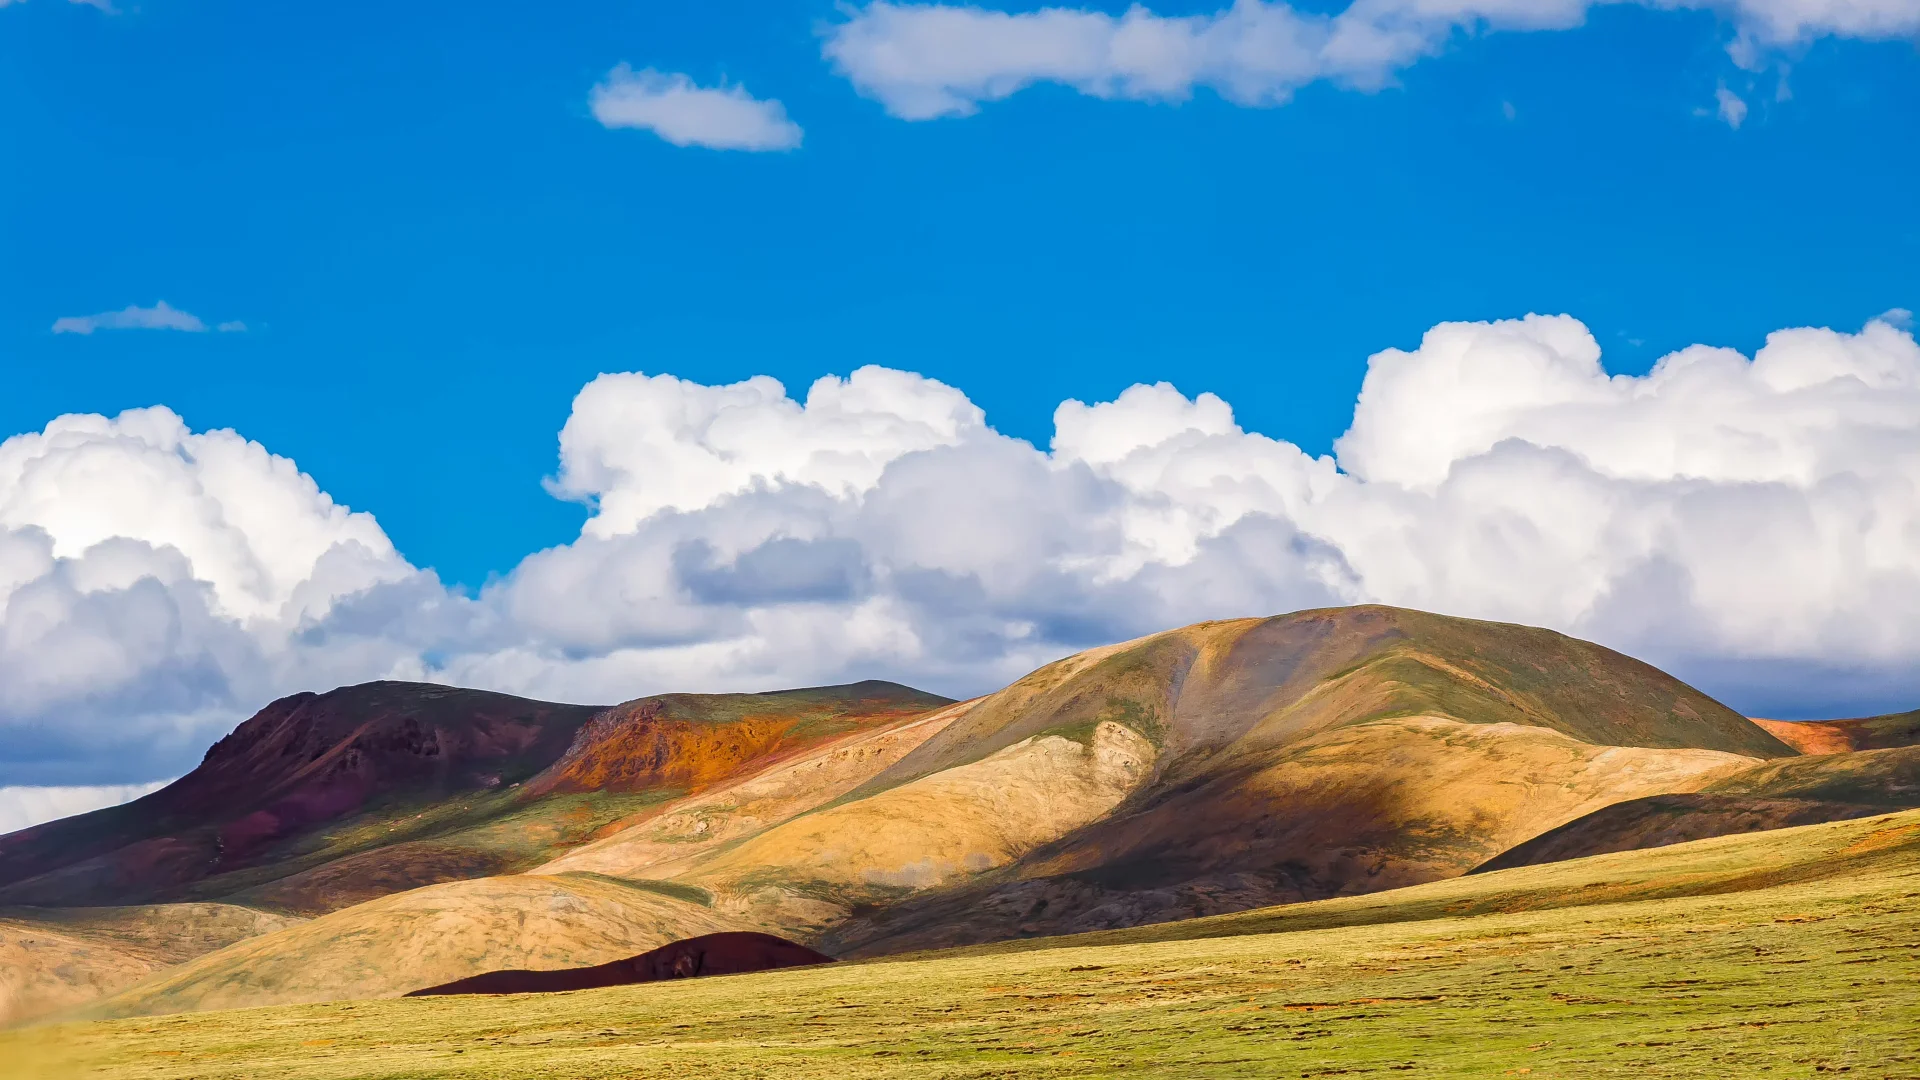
[
  {"xmin": 756, "ymin": 606, "xmax": 1789, "ymax": 952},
  {"xmin": 1476, "ymin": 739, "xmax": 1920, "ymax": 873},
  {"xmin": 0, "ymin": 680, "xmax": 950, "ymax": 914},
  {"xmin": 1753, "ymin": 709, "xmax": 1920, "ymax": 753},
  {"xmin": 4, "ymin": 605, "xmax": 1817, "ymax": 1018},
  {"xmin": 0, "ymin": 903, "xmax": 298, "ymax": 1027},
  {"xmin": 27, "ymin": 807, "xmax": 1920, "ymax": 1079},
  {"xmin": 81, "ymin": 873, "xmax": 756, "ymax": 1019},
  {"xmin": 533, "ymin": 606, "xmax": 1794, "ymax": 958}
]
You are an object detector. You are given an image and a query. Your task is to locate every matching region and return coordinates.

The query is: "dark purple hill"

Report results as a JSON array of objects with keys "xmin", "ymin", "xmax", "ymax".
[{"xmin": 405, "ymin": 931, "xmax": 835, "ymax": 996}]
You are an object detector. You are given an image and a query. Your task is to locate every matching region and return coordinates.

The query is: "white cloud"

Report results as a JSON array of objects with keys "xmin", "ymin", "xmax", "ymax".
[
  {"xmin": 0, "ymin": 780, "xmax": 168, "ymax": 836},
  {"xmin": 9, "ymin": 312, "xmax": 1920, "ymax": 795},
  {"xmin": 216, "ymin": 321, "xmax": 248, "ymax": 333},
  {"xmin": 590, "ymin": 66, "xmax": 803, "ymax": 151},
  {"xmin": 823, "ymin": 0, "xmax": 1920, "ymax": 119},
  {"xmin": 1716, "ymin": 84, "xmax": 1749, "ymax": 127},
  {"xmin": 466, "ymin": 311, "xmax": 1920, "ymax": 714},
  {"xmin": 52, "ymin": 301, "xmax": 209, "ymax": 336},
  {"xmin": 0, "ymin": 408, "xmax": 433, "ymax": 786}
]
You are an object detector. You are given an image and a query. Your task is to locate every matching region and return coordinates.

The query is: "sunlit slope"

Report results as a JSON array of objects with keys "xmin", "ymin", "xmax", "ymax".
[
  {"xmin": 0, "ymin": 904, "xmax": 299, "ymax": 1027},
  {"xmin": 863, "ymin": 605, "xmax": 1787, "ymax": 796},
  {"xmin": 539, "ymin": 700, "xmax": 974, "ymax": 883},
  {"xmin": 680, "ymin": 720, "xmax": 1156, "ymax": 933},
  {"xmin": 83, "ymin": 873, "xmax": 754, "ymax": 1019},
  {"xmin": 664, "ymin": 605, "xmax": 1789, "ymax": 953},
  {"xmin": 1755, "ymin": 709, "xmax": 1920, "ymax": 753},
  {"xmin": 33, "ymin": 809, "xmax": 1920, "ymax": 1080},
  {"xmin": 1476, "ymin": 741, "xmax": 1920, "ymax": 872},
  {"xmin": 0, "ymin": 681, "xmax": 950, "ymax": 915}
]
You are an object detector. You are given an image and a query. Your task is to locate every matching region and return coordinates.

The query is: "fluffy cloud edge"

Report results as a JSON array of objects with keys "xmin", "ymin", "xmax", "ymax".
[
  {"xmin": 0, "ymin": 779, "xmax": 170, "ymax": 835},
  {"xmin": 590, "ymin": 65, "xmax": 804, "ymax": 151},
  {"xmin": 821, "ymin": 0, "xmax": 1920, "ymax": 120}
]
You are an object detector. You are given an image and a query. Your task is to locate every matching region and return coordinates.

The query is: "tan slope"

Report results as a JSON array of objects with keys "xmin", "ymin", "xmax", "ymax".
[
  {"xmin": 1754, "ymin": 709, "xmax": 1920, "ymax": 754},
  {"xmin": 567, "ymin": 605, "xmax": 1791, "ymax": 953},
  {"xmin": 863, "ymin": 607, "xmax": 1788, "ymax": 802},
  {"xmin": 822, "ymin": 715, "xmax": 1753, "ymax": 955},
  {"xmin": 84, "ymin": 873, "xmax": 754, "ymax": 1019},
  {"xmin": 539, "ymin": 701, "xmax": 974, "ymax": 881},
  {"xmin": 0, "ymin": 903, "xmax": 299, "ymax": 1027},
  {"xmin": 678, "ymin": 721, "xmax": 1155, "ymax": 933},
  {"xmin": 1476, "ymin": 742, "xmax": 1920, "ymax": 872}
]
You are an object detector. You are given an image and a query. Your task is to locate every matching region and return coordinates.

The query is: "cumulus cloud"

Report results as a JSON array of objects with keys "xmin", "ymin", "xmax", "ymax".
[
  {"xmin": 52, "ymin": 301, "xmax": 209, "ymax": 336},
  {"xmin": 466, "ymin": 314, "xmax": 1920, "ymax": 714},
  {"xmin": 0, "ymin": 407, "xmax": 434, "ymax": 786},
  {"xmin": 0, "ymin": 780, "xmax": 168, "ymax": 835},
  {"xmin": 8, "ymin": 312, "xmax": 1920, "ymax": 800},
  {"xmin": 822, "ymin": 0, "xmax": 1920, "ymax": 119},
  {"xmin": 590, "ymin": 66, "xmax": 803, "ymax": 150}
]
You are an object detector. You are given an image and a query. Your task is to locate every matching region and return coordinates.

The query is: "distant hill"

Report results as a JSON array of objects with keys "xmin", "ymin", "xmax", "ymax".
[
  {"xmin": 0, "ymin": 679, "xmax": 951, "ymax": 913},
  {"xmin": 1754, "ymin": 710, "xmax": 1920, "ymax": 754},
  {"xmin": 1475, "ymin": 737, "xmax": 1920, "ymax": 873},
  {"xmin": 9, "ymin": 605, "xmax": 1845, "ymax": 1020}
]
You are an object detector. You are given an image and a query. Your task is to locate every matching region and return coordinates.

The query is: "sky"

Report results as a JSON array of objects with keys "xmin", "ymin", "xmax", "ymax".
[{"xmin": 1, "ymin": 0, "xmax": 1918, "ymax": 832}]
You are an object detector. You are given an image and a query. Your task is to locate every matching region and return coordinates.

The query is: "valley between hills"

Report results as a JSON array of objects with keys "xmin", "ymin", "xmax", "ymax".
[{"xmin": 3, "ymin": 603, "xmax": 1918, "ymax": 1077}]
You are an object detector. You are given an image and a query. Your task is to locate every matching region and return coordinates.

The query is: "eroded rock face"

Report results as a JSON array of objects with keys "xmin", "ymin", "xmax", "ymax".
[{"xmin": 403, "ymin": 932, "xmax": 833, "ymax": 996}]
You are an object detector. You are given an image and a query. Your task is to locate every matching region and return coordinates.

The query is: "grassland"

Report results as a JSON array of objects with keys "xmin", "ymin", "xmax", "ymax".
[{"xmin": 18, "ymin": 808, "xmax": 1920, "ymax": 1079}]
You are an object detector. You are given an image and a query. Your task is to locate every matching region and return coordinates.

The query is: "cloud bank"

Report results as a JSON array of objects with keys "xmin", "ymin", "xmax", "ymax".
[
  {"xmin": 591, "ymin": 66, "xmax": 804, "ymax": 150},
  {"xmin": 822, "ymin": 0, "xmax": 1920, "ymax": 119},
  {"xmin": 5, "ymin": 313, "xmax": 1920, "ymax": 828}
]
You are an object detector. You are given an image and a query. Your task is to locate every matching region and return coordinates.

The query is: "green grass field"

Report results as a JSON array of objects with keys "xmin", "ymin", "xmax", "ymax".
[{"xmin": 14, "ymin": 809, "xmax": 1920, "ymax": 1080}]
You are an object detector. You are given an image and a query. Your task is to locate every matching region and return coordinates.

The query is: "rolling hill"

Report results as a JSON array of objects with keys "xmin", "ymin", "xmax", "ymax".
[
  {"xmin": 0, "ymin": 680, "xmax": 950, "ymax": 915},
  {"xmin": 0, "ymin": 903, "xmax": 299, "ymax": 1027},
  {"xmin": 17, "ymin": 603, "xmax": 1895, "ymax": 1023},
  {"xmin": 27, "ymin": 807, "xmax": 1920, "ymax": 1078},
  {"xmin": 1753, "ymin": 709, "xmax": 1920, "ymax": 754},
  {"xmin": 1476, "ymin": 728, "xmax": 1920, "ymax": 873}
]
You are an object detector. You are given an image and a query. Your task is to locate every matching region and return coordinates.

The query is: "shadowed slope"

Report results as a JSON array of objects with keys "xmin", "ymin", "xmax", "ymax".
[
  {"xmin": 405, "ymin": 932, "xmax": 833, "ymax": 996},
  {"xmin": 939, "ymin": 804, "xmax": 1920, "ymax": 956},
  {"xmin": 1474, "ymin": 742, "xmax": 1920, "ymax": 872}
]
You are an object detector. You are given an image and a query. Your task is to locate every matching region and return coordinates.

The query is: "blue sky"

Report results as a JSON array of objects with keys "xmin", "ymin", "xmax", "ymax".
[{"xmin": 6, "ymin": 0, "xmax": 1915, "ymax": 588}]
